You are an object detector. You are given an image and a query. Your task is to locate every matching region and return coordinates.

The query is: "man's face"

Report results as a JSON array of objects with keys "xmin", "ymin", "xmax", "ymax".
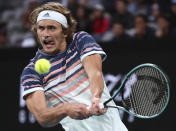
[
  {"xmin": 135, "ymin": 17, "xmax": 147, "ymax": 29},
  {"xmin": 135, "ymin": 17, "xmax": 147, "ymax": 36},
  {"xmin": 37, "ymin": 20, "xmax": 67, "ymax": 55},
  {"xmin": 116, "ymin": 1, "xmax": 126, "ymax": 14},
  {"xmin": 112, "ymin": 23, "xmax": 124, "ymax": 36},
  {"xmin": 171, "ymin": 4, "xmax": 176, "ymax": 14}
]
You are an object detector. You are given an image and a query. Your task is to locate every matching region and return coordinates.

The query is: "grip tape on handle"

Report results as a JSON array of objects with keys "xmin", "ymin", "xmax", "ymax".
[
  {"xmin": 99, "ymin": 103, "xmax": 104, "ymax": 109},
  {"xmin": 87, "ymin": 103, "xmax": 104, "ymax": 110}
]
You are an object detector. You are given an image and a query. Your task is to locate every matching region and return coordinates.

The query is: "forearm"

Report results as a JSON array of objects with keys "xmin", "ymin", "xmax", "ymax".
[
  {"xmin": 87, "ymin": 70, "xmax": 107, "ymax": 116},
  {"xmin": 89, "ymin": 71, "xmax": 104, "ymax": 99},
  {"xmin": 26, "ymin": 91, "xmax": 68, "ymax": 127},
  {"xmin": 82, "ymin": 54, "xmax": 106, "ymax": 115},
  {"xmin": 35, "ymin": 104, "xmax": 67, "ymax": 127},
  {"xmin": 26, "ymin": 90, "xmax": 91, "ymax": 127},
  {"xmin": 82, "ymin": 54, "xmax": 105, "ymax": 99}
]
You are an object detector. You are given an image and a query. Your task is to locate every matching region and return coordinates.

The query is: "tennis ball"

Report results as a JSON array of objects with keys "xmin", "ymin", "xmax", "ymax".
[{"xmin": 35, "ymin": 58, "xmax": 51, "ymax": 74}]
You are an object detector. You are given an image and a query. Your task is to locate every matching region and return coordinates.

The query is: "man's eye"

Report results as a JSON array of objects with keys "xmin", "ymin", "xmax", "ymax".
[{"xmin": 38, "ymin": 26, "xmax": 44, "ymax": 30}]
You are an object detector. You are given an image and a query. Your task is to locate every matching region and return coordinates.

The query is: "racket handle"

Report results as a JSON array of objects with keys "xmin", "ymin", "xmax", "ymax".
[
  {"xmin": 87, "ymin": 103, "xmax": 104, "ymax": 110},
  {"xmin": 99, "ymin": 102, "xmax": 104, "ymax": 109}
]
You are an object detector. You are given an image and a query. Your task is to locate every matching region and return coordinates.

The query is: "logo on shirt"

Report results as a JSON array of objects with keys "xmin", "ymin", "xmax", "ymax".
[
  {"xmin": 43, "ymin": 12, "xmax": 50, "ymax": 17},
  {"xmin": 67, "ymin": 49, "xmax": 72, "ymax": 54}
]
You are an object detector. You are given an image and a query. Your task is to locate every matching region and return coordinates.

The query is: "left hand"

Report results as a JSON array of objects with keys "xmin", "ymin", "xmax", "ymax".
[{"xmin": 88, "ymin": 97, "xmax": 107, "ymax": 116}]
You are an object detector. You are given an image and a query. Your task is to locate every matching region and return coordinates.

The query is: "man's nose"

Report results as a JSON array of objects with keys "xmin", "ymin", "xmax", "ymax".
[{"xmin": 42, "ymin": 29, "xmax": 50, "ymax": 38}]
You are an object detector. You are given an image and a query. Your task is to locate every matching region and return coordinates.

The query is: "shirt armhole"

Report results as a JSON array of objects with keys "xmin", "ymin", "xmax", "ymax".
[
  {"xmin": 22, "ymin": 87, "xmax": 44, "ymax": 100},
  {"xmin": 80, "ymin": 51, "xmax": 107, "ymax": 62}
]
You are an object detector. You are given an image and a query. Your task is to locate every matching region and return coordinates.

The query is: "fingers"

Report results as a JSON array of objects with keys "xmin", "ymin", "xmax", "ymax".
[
  {"xmin": 66, "ymin": 103, "xmax": 92, "ymax": 120},
  {"xmin": 67, "ymin": 102, "xmax": 107, "ymax": 120},
  {"xmin": 98, "ymin": 107, "xmax": 107, "ymax": 115},
  {"xmin": 88, "ymin": 97, "xmax": 107, "ymax": 116},
  {"xmin": 91, "ymin": 107, "xmax": 107, "ymax": 116},
  {"xmin": 76, "ymin": 104, "xmax": 92, "ymax": 119}
]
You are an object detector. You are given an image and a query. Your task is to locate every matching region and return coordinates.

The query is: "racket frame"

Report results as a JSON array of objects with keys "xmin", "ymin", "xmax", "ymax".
[{"xmin": 103, "ymin": 63, "xmax": 170, "ymax": 119}]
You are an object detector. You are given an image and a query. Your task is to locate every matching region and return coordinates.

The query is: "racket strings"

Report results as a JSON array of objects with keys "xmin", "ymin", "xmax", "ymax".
[
  {"xmin": 153, "ymin": 69, "xmax": 168, "ymax": 104},
  {"xmin": 143, "ymin": 67, "xmax": 167, "ymax": 115},
  {"xmin": 123, "ymin": 66, "xmax": 168, "ymax": 117}
]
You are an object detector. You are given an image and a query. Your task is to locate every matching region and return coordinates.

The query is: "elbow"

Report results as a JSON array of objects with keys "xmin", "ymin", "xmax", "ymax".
[
  {"xmin": 37, "ymin": 117, "xmax": 50, "ymax": 128},
  {"xmin": 38, "ymin": 118, "xmax": 56, "ymax": 128},
  {"xmin": 38, "ymin": 120, "xmax": 50, "ymax": 128},
  {"xmin": 40, "ymin": 123, "xmax": 55, "ymax": 128},
  {"xmin": 88, "ymin": 71, "xmax": 104, "ymax": 83},
  {"xmin": 36, "ymin": 114, "xmax": 55, "ymax": 128},
  {"xmin": 93, "ymin": 71, "xmax": 103, "ymax": 80},
  {"xmin": 92, "ymin": 71, "xmax": 102, "ymax": 77}
]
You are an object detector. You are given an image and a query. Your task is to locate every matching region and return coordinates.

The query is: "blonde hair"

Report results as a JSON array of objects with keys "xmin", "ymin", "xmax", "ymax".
[{"xmin": 30, "ymin": 2, "xmax": 77, "ymax": 42}]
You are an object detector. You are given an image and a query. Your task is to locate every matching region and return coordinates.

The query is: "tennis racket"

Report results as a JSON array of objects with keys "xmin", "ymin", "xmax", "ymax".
[{"xmin": 99, "ymin": 63, "xmax": 170, "ymax": 119}]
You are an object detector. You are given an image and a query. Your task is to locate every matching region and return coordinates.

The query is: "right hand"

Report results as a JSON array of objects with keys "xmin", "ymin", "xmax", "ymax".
[
  {"xmin": 88, "ymin": 97, "xmax": 107, "ymax": 116},
  {"xmin": 65, "ymin": 103, "xmax": 91, "ymax": 120}
]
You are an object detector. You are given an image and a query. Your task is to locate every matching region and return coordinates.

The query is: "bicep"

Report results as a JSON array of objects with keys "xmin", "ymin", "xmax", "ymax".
[
  {"xmin": 82, "ymin": 54, "xmax": 102, "ymax": 76},
  {"xmin": 25, "ymin": 90, "xmax": 47, "ymax": 118}
]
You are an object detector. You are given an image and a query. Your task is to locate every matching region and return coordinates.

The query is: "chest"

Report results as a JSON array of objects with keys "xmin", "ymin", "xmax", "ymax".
[{"xmin": 42, "ymin": 50, "xmax": 83, "ymax": 88}]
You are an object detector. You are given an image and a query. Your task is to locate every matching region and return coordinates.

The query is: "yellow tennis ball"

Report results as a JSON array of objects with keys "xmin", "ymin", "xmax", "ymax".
[{"xmin": 35, "ymin": 58, "xmax": 51, "ymax": 74}]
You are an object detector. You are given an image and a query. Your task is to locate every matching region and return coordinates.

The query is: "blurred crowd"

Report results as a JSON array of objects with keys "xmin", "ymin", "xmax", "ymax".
[{"xmin": 0, "ymin": 0, "xmax": 176, "ymax": 48}]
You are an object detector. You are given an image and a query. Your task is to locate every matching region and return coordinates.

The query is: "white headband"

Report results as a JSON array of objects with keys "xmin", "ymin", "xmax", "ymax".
[{"xmin": 37, "ymin": 10, "xmax": 68, "ymax": 28}]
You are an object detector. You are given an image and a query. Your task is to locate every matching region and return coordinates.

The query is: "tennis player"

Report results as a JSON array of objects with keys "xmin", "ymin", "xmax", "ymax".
[{"xmin": 20, "ymin": 2, "xmax": 128, "ymax": 131}]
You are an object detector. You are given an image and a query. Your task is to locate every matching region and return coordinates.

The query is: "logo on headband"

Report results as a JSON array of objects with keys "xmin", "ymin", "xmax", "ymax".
[{"xmin": 43, "ymin": 12, "xmax": 50, "ymax": 17}]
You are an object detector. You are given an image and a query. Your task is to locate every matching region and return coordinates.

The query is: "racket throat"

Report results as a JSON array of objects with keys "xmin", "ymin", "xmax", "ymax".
[{"xmin": 104, "ymin": 98, "xmax": 113, "ymax": 107}]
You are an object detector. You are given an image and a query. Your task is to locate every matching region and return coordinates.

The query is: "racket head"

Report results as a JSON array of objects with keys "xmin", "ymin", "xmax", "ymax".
[{"xmin": 111, "ymin": 63, "xmax": 170, "ymax": 119}]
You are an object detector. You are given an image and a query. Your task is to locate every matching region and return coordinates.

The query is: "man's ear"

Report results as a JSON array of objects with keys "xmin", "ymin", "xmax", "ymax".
[
  {"xmin": 64, "ymin": 34, "xmax": 68, "ymax": 38},
  {"xmin": 62, "ymin": 27, "xmax": 68, "ymax": 37}
]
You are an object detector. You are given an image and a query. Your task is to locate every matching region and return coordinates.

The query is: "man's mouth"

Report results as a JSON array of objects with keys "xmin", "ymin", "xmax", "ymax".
[
  {"xmin": 43, "ymin": 40, "xmax": 55, "ymax": 47},
  {"xmin": 43, "ymin": 40, "xmax": 53, "ymax": 44}
]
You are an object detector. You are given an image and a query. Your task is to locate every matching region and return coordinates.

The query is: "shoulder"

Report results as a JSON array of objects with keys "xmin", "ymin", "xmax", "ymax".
[
  {"xmin": 71, "ymin": 31, "xmax": 96, "ymax": 51},
  {"xmin": 21, "ymin": 52, "xmax": 40, "ymax": 78},
  {"xmin": 73, "ymin": 31, "xmax": 93, "ymax": 41},
  {"xmin": 20, "ymin": 60, "xmax": 42, "ymax": 85},
  {"xmin": 21, "ymin": 61, "xmax": 35, "ymax": 77}
]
